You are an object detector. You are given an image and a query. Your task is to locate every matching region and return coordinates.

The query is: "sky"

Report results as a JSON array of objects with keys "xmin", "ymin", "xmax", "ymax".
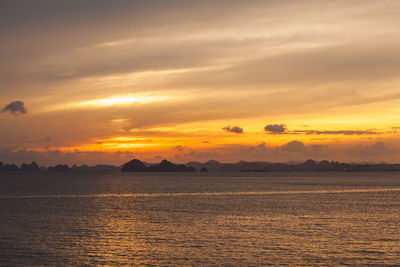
[{"xmin": 2, "ymin": 0, "xmax": 400, "ymax": 166}]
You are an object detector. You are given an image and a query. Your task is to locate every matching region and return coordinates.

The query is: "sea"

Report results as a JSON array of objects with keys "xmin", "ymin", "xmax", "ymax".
[{"xmin": 0, "ymin": 172, "xmax": 399, "ymax": 266}]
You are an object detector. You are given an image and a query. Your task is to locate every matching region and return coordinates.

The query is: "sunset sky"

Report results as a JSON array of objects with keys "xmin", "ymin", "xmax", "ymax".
[{"xmin": 2, "ymin": 0, "xmax": 400, "ymax": 165}]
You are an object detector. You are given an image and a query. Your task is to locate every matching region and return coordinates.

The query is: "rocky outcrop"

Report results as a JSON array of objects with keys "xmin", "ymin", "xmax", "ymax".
[
  {"xmin": 21, "ymin": 162, "xmax": 39, "ymax": 171},
  {"xmin": 121, "ymin": 159, "xmax": 147, "ymax": 172},
  {"xmin": 147, "ymin": 159, "xmax": 195, "ymax": 172},
  {"xmin": 121, "ymin": 159, "xmax": 195, "ymax": 172},
  {"xmin": 0, "ymin": 162, "xmax": 19, "ymax": 172}
]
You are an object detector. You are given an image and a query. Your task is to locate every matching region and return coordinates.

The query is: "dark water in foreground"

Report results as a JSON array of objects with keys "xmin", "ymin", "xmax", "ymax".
[{"xmin": 0, "ymin": 172, "xmax": 399, "ymax": 266}]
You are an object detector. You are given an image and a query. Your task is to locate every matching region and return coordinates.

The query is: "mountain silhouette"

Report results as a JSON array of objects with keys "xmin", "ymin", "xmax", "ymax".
[{"xmin": 121, "ymin": 159, "xmax": 195, "ymax": 172}]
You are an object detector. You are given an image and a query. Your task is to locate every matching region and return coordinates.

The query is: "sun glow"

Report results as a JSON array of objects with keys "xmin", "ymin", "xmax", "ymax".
[{"xmin": 77, "ymin": 95, "xmax": 170, "ymax": 107}]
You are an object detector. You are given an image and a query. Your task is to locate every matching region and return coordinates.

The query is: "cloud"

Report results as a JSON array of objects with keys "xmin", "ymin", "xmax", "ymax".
[
  {"xmin": 1, "ymin": 140, "xmax": 398, "ymax": 166},
  {"xmin": 280, "ymin": 140, "xmax": 306, "ymax": 153},
  {"xmin": 371, "ymin": 142, "xmax": 386, "ymax": 151},
  {"xmin": 1, "ymin": 101, "xmax": 27, "ymax": 115},
  {"xmin": 257, "ymin": 142, "xmax": 267, "ymax": 149},
  {"xmin": 153, "ymin": 155, "xmax": 163, "ymax": 160},
  {"xmin": 346, "ymin": 141, "xmax": 397, "ymax": 156},
  {"xmin": 264, "ymin": 124, "xmax": 287, "ymax": 134},
  {"xmin": 198, "ymin": 140, "xmax": 399, "ymax": 163},
  {"xmin": 294, "ymin": 130, "xmax": 382, "ymax": 135},
  {"xmin": 184, "ymin": 150, "xmax": 220, "ymax": 160},
  {"xmin": 174, "ymin": 145, "xmax": 184, "ymax": 151},
  {"xmin": 223, "ymin": 126, "xmax": 244, "ymax": 134},
  {"xmin": 2, "ymin": 1, "xmax": 400, "ymax": 166}
]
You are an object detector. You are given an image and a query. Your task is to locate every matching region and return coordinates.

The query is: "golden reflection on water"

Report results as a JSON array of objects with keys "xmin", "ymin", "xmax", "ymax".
[{"xmin": 62, "ymin": 192, "xmax": 400, "ymax": 265}]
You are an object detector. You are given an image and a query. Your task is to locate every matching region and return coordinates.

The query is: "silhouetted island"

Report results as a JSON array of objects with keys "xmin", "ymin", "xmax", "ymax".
[
  {"xmin": 121, "ymin": 159, "xmax": 147, "ymax": 172},
  {"xmin": 122, "ymin": 159, "xmax": 195, "ymax": 172},
  {"xmin": 186, "ymin": 159, "xmax": 400, "ymax": 172},
  {"xmin": 48, "ymin": 164, "xmax": 71, "ymax": 172},
  {"xmin": 0, "ymin": 162, "xmax": 19, "ymax": 172},
  {"xmin": 21, "ymin": 162, "xmax": 39, "ymax": 171},
  {"xmin": 2, "ymin": 159, "xmax": 400, "ymax": 173}
]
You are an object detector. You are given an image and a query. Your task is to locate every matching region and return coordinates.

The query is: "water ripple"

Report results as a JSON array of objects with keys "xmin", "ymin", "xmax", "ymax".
[{"xmin": 0, "ymin": 187, "xmax": 399, "ymax": 199}]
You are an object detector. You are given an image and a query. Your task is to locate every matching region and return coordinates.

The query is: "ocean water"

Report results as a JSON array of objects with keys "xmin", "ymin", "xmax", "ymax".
[{"xmin": 0, "ymin": 172, "xmax": 399, "ymax": 266}]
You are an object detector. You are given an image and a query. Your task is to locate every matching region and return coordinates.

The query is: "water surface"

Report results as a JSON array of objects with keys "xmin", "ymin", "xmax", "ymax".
[{"xmin": 0, "ymin": 172, "xmax": 399, "ymax": 265}]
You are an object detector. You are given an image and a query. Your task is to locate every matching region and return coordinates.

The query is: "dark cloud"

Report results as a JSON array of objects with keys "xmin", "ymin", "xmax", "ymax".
[
  {"xmin": 294, "ymin": 129, "xmax": 382, "ymax": 135},
  {"xmin": 264, "ymin": 124, "xmax": 287, "ymax": 134},
  {"xmin": 223, "ymin": 126, "xmax": 244, "ymax": 134},
  {"xmin": 1, "ymin": 101, "xmax": 27, "ymax": 115}
]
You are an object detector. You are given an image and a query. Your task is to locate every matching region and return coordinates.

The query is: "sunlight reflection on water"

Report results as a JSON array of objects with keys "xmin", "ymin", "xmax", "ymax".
[{"xmin": 1, "ymin": 187, "xmax": 400, "ymax": 199}]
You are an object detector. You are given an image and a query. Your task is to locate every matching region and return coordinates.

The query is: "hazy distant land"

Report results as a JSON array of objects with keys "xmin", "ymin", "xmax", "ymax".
[{"xmin": 2, "ymin": 159, "xmax": 400, "ymax": 173}]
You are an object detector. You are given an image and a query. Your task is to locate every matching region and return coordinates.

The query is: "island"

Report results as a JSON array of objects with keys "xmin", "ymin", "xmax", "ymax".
[{"xmin": 121, "ymin": 159, "xmax": 195, "ymax": 172}]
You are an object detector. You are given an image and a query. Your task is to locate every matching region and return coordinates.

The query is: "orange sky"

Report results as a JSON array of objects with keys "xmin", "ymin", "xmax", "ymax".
[{"xmin": 2, "ymin": 0, "xmax": 400, "ymax": 165}]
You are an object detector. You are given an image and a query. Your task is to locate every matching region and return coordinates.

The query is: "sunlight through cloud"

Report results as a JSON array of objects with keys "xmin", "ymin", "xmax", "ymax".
[{"xmin": 77, "ymin": 95, "xmax": 171, "ymax": 107}]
